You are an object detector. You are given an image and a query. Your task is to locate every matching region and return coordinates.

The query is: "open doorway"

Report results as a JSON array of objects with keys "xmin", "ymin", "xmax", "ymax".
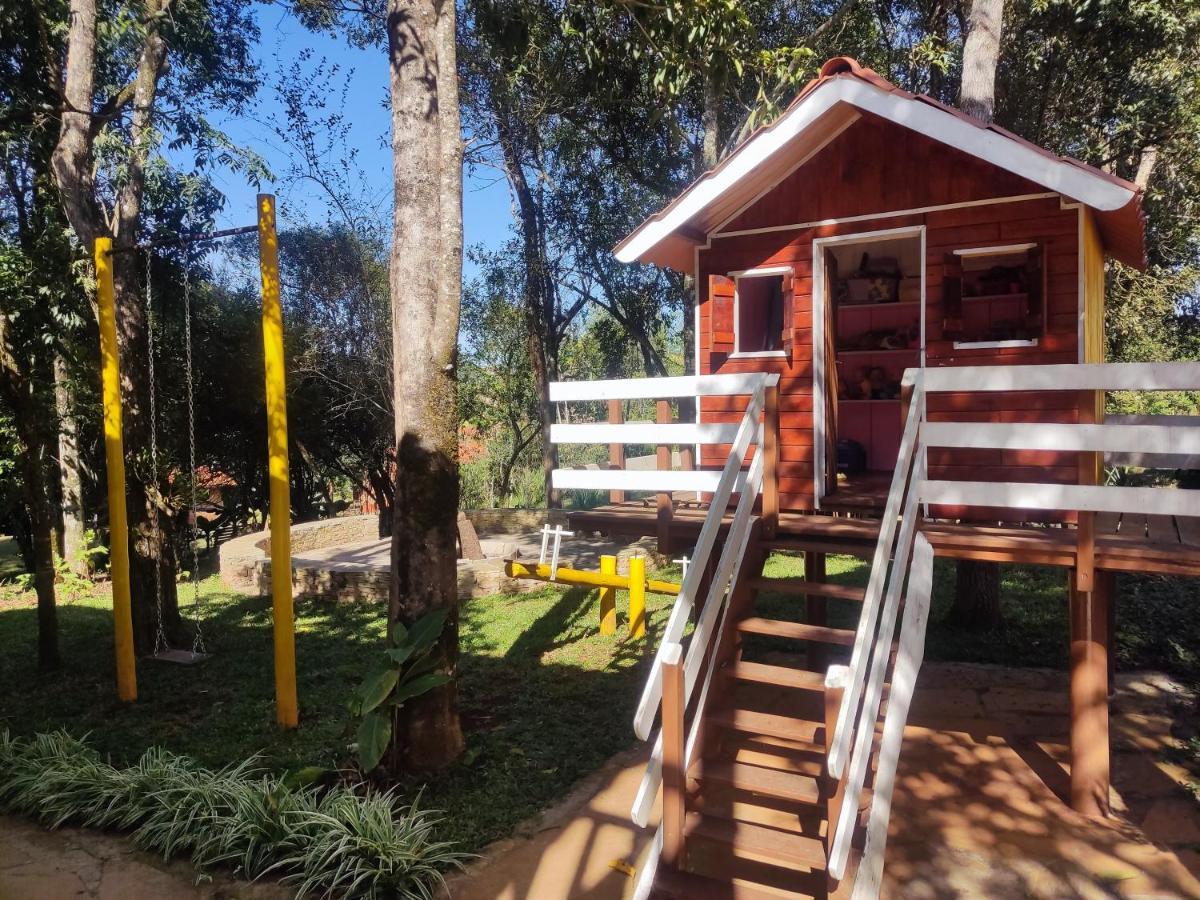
[{"xmin": 813, "ymin": 227, "xmax": 924, "ymax": 508}]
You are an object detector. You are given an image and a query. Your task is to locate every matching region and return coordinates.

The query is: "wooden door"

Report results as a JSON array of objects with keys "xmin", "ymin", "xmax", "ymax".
[{"xmin": 823, "ymin": 250, "xmax": 839, "ymax": 498}]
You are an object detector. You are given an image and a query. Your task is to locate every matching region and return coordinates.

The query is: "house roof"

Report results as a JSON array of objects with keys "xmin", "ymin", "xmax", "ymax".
[{"xmin": 615, "ymin": 57, "xmax": 1145, "ymax": 271}]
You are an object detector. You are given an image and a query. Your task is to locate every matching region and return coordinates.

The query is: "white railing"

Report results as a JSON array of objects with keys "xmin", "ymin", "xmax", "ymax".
[
  {"xmin": 831, "ymin": 361, "xmax": 1200, "ymax": 898},
  {"xmin": 549, "ymin": 372, "xmax": 777, "ymax": 900}
]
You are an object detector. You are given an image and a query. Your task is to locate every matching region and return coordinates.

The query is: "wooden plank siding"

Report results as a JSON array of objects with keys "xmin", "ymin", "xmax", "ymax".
[{"xmin": 695, "ymin": 115, "xmax": 1084, "ymax": 514}]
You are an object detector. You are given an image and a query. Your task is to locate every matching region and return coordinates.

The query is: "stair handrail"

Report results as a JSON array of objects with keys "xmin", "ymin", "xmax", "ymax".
[
  {"xmin": 632, "ymin": 373, "xmax": 778, "ymax": 742},
  {"xmin": 827, "ymin": 368, "xmax": 925, "ymax": 779},
  {"xmin": 630, "ymin": 448, "xmax": 765, "ymax": 826}
]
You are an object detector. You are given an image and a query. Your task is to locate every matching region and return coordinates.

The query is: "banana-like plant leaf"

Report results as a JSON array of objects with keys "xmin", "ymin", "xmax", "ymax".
[
  {"xmin": 398, "ymin": 608, "xmax": 449, "ymax": 655},
  {"xmin": 357, "ymin": 668, "xmax": 399, "ymax": 714},
  {"xmin": 356, "ymin": 712, "xmax": 392, "ymax": 772},
  {"xmin": 392, "ymin": 672, "xmax": 452, "ymax": 707},
  {"xmin": 386, "ymin": 644, "xmax": 416, "ymax": 667}
]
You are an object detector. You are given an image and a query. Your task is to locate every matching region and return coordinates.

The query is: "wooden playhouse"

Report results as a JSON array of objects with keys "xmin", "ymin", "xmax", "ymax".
[{"xmin": 614, "ymin": 56, "xmax": 1144, "ymax": 516}]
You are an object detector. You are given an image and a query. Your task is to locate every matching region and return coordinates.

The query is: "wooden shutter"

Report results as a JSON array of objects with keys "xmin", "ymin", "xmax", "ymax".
[
  {"xmin": 1026, "ymin": 244, "xmax": 1045, "ymax": 335},
  {"xmin": 942, "ymin": 252, "xmax": 963, "ymax": 338},
  {"xmin": 781, "ymin": 271, "xmax": 795, "ymax": 359},
  {"xmin": 710, "ymin": 274, "xmax": 735, "ymax": 353}
]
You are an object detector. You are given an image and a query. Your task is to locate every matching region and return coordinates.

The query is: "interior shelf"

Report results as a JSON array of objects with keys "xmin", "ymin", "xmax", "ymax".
[
  {"xmin": 837, "ymin": 299, "xmax": 922, "ymax": 311},
  {"xmin": 962, "ymin": 291, "xmax": 1028, "ymax": 303},
  {"xmin": 840, "ymin": 398, "xmax": 901, "ymax": 404}
]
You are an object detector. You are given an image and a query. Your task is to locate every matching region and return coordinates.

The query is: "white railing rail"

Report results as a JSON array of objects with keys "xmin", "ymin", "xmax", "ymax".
[
  {"xmin": 549, "ymin": 371, "xmax": 779, "ymax": 828},
  {"xmin": 830, "ymin": 361, "xmax": 1200, "ymax": 895}
]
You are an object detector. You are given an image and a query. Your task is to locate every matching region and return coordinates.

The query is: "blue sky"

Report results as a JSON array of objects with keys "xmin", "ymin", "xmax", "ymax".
[{"xmin": 200, "ymin": 6, "xmax": 512, "ymax": 279}]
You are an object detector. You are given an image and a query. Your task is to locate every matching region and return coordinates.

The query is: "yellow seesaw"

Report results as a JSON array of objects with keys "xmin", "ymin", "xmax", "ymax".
[{"xmin": 504, "ymin": 556, "xmax": 680, "ymax": 638}]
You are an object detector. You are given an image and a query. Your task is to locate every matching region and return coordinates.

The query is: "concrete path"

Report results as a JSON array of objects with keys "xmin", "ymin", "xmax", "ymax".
[{"xmin": 0, "ymin": 816, "xmax": 290, "ymax": 899}]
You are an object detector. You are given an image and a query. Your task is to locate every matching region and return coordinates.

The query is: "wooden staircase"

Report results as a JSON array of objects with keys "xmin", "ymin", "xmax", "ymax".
[{"xmin": 648, "ymin": 539, "xmax": 879, "ymax": 899}]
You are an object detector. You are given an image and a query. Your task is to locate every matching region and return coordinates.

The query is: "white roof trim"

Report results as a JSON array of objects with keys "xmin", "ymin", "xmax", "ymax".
[{"xmin": 617, "ymin": 78, "xmax": 1136, "ymax": 265}]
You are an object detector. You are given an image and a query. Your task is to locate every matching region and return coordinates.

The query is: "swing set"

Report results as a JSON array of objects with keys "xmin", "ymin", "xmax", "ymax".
[{"xmin": 94, "ymin": 194, "xmax": 299, "ymax": 729}]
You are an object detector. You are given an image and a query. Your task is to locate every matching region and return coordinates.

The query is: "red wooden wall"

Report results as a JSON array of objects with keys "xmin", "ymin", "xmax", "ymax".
[{"xmin": 695, "ymin": 115, "xmax": 1082, "ymax": 515}]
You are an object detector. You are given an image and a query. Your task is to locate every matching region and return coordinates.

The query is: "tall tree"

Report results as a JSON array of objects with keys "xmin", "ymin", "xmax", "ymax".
[{"xmin": 386, "ymin": 0, "xmax": 465, "ymax": 770}]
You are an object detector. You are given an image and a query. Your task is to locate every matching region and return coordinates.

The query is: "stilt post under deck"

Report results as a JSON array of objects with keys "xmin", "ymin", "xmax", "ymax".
[
  {"xmin": 607, "ymin": 400, "xmax": 625, "ymax": 504},
  {"xmin": 656, "ymin": 400, "xmax": 674, "ymax": 555},
  {"xmin": 806, "ymin": 550, "xmax": 828, "ymax": 673},
  {"xmin": 1069, "ymin": 569, "xmax": 1111, "ymax": 817}
]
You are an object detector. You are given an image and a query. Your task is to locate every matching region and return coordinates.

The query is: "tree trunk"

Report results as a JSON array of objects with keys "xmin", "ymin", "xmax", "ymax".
[
  {"xmin": 0, "ymin": 321, "xmax": 60, "ymax": 670},
  {"xmin": 947, "ymin": 558, "xmax": 1002, "ymax": 631},
  {"xmin": 960, "ymin": 0, "xmax": 1004, "ymax": 124},
  {"xmin": 386, "ymin": 0, "xmax": 464, "ymax": 772},
  {"xmin": 54, "ymin": 352, "xmax": 87, "ymax": 575}
]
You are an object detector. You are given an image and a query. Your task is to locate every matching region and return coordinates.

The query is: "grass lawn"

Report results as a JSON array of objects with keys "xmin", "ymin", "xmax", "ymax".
[
  {"xmin": 0, "ymin": 535, "xmax": 25, "ymax": 581},
  {"xmin": 0, "ymin": 569, "xmax": 678, "ymax": 853}
]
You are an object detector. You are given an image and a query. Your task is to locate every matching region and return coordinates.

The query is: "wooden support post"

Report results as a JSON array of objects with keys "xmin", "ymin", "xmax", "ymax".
[
  {"xmin": 95, "ymin": 237, "xmax": 137, "ymax": 703},
  {"xmin": 1076, "ymin": 388, "xmax": 1100, "ymax": 592},
  {"xmin": 656, "ymin": 399, "xmax": 673, "ymax": 555},
  {"xmin": 661, "ymin": 642, "xmax": 687, "ymax": 870},
  {"xmin": 629, "ymin": 555, "xmax": 647, "ymax": 639},
  {"xmin": 1069, "ymin": 569, "xmax": 1110, "ymax": 817},
  {"xmin": 824, "ymin": 667, "xmax": 849, "ymax": 870},
  {"xmin": 599, "ymin": 554, "xmax": 617, "ymax": 635},
  {"xmin": 607, "ymin": 399, "xmax": 625, "ymax": 504},
  {"xmin": 763, "ymin": 382, "xmax": 780, "ymax": 539},
  {"xmin": 1106, "ymin": 570, "xmax": 1116, "ymax": 697},
  {"xmin": 258, "ymin": 194, "xmax": 299, "ymax": 729},
  {"xmin": 805, "ymin": 550, "xmax": 828, "ymax": 673}
]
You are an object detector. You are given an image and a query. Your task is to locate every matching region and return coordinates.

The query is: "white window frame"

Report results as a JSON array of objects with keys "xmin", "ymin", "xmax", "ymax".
[
  {"xmin": 729, "ymin": 265, "xmax": 793, "ymax": 359},
  {"xmin": 812, "ymin": 225, "xmax": 927, "ymax": 506},
  {"xmin": 949, "ymin": 242, "xmax": 1041, "ymax": 350}
]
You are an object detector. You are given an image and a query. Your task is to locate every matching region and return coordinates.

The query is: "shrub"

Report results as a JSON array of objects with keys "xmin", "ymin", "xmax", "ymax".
[{"xmin": 0, "ymin": 730, "xmax": 465, "ymax": 898}]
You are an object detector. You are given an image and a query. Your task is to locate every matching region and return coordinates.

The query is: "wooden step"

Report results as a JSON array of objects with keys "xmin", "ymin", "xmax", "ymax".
[
  {"xmin": 708, "ymin": 708, "xmax": 825, "ymax": 750},
  {"xmin": 747, "ymin": 577, "xmax": 866, "ymax": 602},
  {"xmin": 689, "ymin": 759, "xmax": 821, "ymax": 806},
  {"xmin": 685, "ymin": 812, "xmax": 827, "ymax": 872},
  {"xmin": 724, "ymin": 660, "xmax": 827, "ymax": 692},
  {"xmin": 738, "ymin": 617, "xmax": 857, "ymax": 646},
  {"xmin": 652, "ymin": 867, "xmax": 810, "ymax": 899}
]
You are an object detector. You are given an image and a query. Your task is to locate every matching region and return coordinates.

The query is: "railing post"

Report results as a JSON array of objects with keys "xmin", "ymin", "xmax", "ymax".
[
  {"xmin": 1075, "ymin": 389, "xmax": 1100, "ymax": 592},
  {"xmin": 657, "ymin": 399, "xmax": 674, "ymax": 554},
  {"xmin": 763, "ymin": 382, "xmax": 780, "ymax": 538},
  {"xmin": 824, "ymin": 665, "xmax": 850, "ymax": 887},
  {"xmin": 805, "ymin": 550, "xmax": 828, "ymax": 673},
  {"xmin": 607, "ymin": 399, "xmax": 626, "ymax": 504},
  {"xmin": 661, "ymin": 642, "xmax": 687, "ymax": 870}
]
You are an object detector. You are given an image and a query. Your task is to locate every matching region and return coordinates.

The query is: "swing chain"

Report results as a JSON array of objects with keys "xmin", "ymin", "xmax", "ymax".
[
  {"xmin": 182, "ymin": 248, "xmax": 206, "ymax": 655},
  {"xmin": 145, "ymin": 250, "xmax": 168, "ymax": 657}
]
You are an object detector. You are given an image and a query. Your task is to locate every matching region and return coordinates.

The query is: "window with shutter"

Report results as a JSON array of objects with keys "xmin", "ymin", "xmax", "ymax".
[{"xmin": 946, "ymin": 243, "xmax": 1044, "ymax": 348}]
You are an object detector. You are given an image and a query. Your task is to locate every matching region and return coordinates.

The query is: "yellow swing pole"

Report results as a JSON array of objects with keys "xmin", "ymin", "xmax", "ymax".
[
  {"xmin": 95, "ymin": 237, "xmax": 137, "ymax": 702},
  {"xmin": 257, "ymin": 194, "xmax": 298, "ymax": 728}
]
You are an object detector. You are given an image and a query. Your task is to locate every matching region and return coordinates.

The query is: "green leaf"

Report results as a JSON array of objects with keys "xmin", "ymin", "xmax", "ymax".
[
  {"xmin": 356, "ymin": 668, "xmax": 399, "ymax": 714},
  {"xmin": 282, "ymin": 766, "xmax": 331, "ymax": 790},
  {"xmin": 356, "ymin": 712, "xmax": 391, "ymax": 772},
  {"xmin": 399, "ymin": 608, "xmax": 449, "ymax": 655},
  {"xmin": 389, "ymin": 620, "xmax": 408, "ymax": 644},
  {"xmin": 392, "ymin": 672, "xmax": 452, "ymax": 708},
  {"xmin": 386, "ymin": 644, "xmax": 416, "ymax": 667}
]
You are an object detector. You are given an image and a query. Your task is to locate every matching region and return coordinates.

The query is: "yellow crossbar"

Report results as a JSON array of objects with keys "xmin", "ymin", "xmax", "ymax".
[{"xmin": 503, "ymin": 560, "xmax": 680, "ymax": 596}]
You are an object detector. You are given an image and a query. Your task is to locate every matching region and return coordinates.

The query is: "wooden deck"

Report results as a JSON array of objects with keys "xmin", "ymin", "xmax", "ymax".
[{"xmin": 567, "ymin": 502, "xmax": 1200, "ymax": 578}]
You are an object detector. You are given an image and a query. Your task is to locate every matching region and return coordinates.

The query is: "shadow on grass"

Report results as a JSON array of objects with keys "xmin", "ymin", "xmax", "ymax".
[{"xmin": 0, "ymin": 574, "xmax": 675, "ymax": 856}]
